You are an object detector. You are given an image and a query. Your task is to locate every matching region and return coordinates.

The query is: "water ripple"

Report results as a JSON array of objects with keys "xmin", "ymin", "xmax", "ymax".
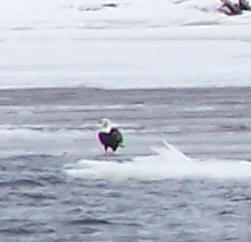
[
  {"xmin": 68, "ymin": 217, "xmax": 112, "ymax": 226},
  {"xmin": 21, "ymin": 191, "xmax": 57, "ymax": 200},
  {"xmin": 0, "ymin": 221, "xmax": 55, "ymax": 235},
  {"xmin": 0, "ymin": 178, "xmax": 44, "ymax": 188}
]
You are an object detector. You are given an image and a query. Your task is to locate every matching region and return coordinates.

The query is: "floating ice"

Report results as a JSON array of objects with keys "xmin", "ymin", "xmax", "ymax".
[{"xmin": 64, "ymin": 141, "xmax": 251, "ymax": 181}]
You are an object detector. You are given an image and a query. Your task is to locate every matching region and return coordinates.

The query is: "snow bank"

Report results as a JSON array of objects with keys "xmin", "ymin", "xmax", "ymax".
[{"xmin": 0, "ymin": 0, "xmax": 251, "ymax": 90}]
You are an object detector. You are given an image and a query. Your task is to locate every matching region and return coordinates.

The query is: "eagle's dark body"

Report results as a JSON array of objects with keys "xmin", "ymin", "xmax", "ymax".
[{"xmin": 98, "ymin": 128, "xmax": 123, "ymax": 152}]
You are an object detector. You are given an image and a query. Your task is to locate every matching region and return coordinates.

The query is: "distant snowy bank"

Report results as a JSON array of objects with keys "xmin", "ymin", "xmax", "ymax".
[
  {"xmin": 2, "ymin": 0, "xmax": 251, "ymax": 29},
  {"xmin": 0, "ymin": 0, "xmax": 251, "ymax": 90}
]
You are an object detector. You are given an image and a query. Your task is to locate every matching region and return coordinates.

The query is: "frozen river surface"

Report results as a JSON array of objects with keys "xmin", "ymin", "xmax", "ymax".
[{"xmin": 1, "ymin": 87, "xmax": 251, "ymax": 241}]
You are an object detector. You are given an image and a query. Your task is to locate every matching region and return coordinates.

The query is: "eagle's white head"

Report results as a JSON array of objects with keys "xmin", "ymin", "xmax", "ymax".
[{"xmin": 99, "ymin": 118, "xmax": 112, "ymax": 133}]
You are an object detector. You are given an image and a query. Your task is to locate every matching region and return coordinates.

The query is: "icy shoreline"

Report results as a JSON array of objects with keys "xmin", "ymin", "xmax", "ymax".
[{"xmin": 0, "ymin": 0, "xmax": 251, "ymax": 90}]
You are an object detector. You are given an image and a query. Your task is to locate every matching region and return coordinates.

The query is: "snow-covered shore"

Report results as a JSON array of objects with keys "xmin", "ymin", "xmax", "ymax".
[{"xmin": 0, "ymin": 0, "xmax": 251, "ymax": 89}]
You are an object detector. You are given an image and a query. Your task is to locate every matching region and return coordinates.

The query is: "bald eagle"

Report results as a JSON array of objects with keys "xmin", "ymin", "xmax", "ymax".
[{"xmin": 98, "ymin": 119, "xmax": 124, "ymax": 152}]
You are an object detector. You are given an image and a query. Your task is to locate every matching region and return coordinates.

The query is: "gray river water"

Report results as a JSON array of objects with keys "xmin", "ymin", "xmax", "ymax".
[{"xmin": 1, "ymin": 87, "xmax": 251, "ymax": 241}]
